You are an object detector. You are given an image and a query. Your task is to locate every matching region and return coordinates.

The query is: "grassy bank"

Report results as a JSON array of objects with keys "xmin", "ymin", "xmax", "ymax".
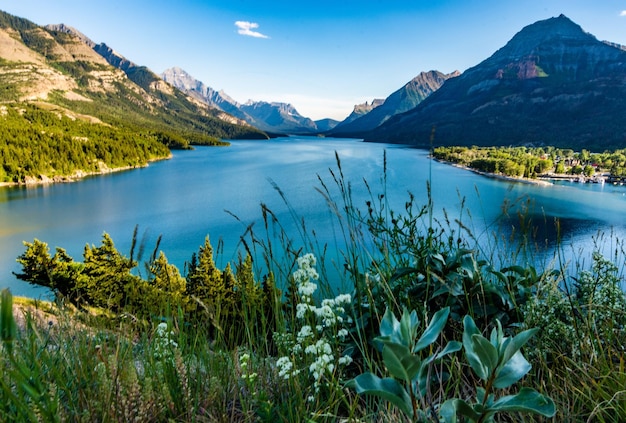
[{"xmin": 2, "ymin": 153, "xmax": 625, "ymax": 422}]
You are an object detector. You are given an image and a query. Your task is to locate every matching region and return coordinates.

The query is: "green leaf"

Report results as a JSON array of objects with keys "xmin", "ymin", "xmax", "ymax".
[
  {"xmin": 382, "ymin": 343, "xmax": 421, "ymax": 382},
  {"xmin": 439, "ymin": 399, "xmax": 481, "ymax": 422},
  {"xmin": 463, "ymin": 315, "xmax": 488, "ymax": 380},
  {"xmin": 400, "ymin": 308, "xmax": 419, "ymax": 347},
  {"xmin": 490, "ymin": 387, "xmax": 556, "ymax": 417},
  {"xmin": 501, "ymin": 327, "xmax": 538, "ymax": 366},
  {"xmin": 494, "ymin": 350, "xmax": 532, "ymax": 389},
  {"xmin": 472, "ymin": 334, "xmax": 499, "ymax": 377},
  {"xmin": 378, "ymin": 307, "xmax": 401, "ymax": 345},
  {"xmin": 346, "ymin": 373, "xmax": 413, "ymax": 418},
  {"xmin": 435, "ymin": 340, "xmax": 462, "ymax": 360},
  {"xmin": 414, "ymin": 307, "xmax": 449, "ymax": 353}
]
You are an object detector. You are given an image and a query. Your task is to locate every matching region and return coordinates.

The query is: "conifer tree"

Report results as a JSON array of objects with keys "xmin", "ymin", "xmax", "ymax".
[
  {"xmin": 147, "ymin": 251, "xmax": 188, "ymax": 315},
  {"xmin": 79, "ymin": 233, "xmax": 139, "ymax": 311}
]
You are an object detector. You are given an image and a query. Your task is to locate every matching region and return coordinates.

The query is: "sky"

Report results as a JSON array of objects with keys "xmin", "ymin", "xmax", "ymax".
[{"xmin": 1, "ymin": 1, "xmax": 625, "ymax": 121}]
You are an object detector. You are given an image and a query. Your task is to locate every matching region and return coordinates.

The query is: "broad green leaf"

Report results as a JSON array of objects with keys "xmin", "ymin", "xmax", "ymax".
[
  {"xmin": 472, "ymin": 334, "xmax": 498, "ymax": 377},
  {"xmin": 490, "ymin": 387, "xmax": 556, "ymax": 417},
  {"xmin": 494, "ymin": 350, "xmax": 531, "ymax": 388},
  {"xmin": 501, "ymin": 327, "xmax": 538, "ymax": 366},
  {"xmin": 439, "ymin": 399, "xmax": 481, "ymax": 423},
  {"xmin": 346, "ymin": 373, "xmax": 413, "ymax": 418},
  {"xmin": 414, "ymin": 307, "xmax": 449, "ymax": 352},
  {"xmin": 463, "ymin": 315, "xmax": 488, "ymax": 380},
  {"xmin": 379, "ymin": 307, "xmax": 400, "ymax": 340},
  {"xmin": 435, "ymin": 340, "xmax": 462, "ymax": 360},
  {"xmin": 400, "ymin": 308, "xmax": 419, "ymax": 347},
  {"xmin": 382, "ymin": 343, "xmax": 420, "ymax": 382}
]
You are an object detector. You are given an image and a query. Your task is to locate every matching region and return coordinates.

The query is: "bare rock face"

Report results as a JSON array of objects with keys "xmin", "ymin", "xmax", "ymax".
[{"xmin": 365, "ymin": 15, "xmax": 626, "ymax": 151}]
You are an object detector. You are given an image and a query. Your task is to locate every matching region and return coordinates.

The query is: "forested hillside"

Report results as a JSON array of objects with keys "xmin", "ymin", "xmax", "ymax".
[
  {"xmin": 0, "ymin": 103, "xmax": 171, "ymax": 183},
  {"xmin": 0, "ymin": 10, "xmax": 268, "ymax": 184}
]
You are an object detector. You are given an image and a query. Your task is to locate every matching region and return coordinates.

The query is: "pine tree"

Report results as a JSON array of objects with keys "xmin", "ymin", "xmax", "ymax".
[
  {"xmin": 79, "ymin": 233, "xmax": 139, "ymax": 311},
  {"xmin": 147, "ymin": 252, "xmax": 188, "ymax": 315}
]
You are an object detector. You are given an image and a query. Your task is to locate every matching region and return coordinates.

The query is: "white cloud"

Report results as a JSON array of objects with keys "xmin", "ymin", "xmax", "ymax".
[
  {"xmin": 621, "ymin": 10, "xmax": 626, "ymax": 16},
  {"xmin": 235, "ymin": 21, "xmax": 269, "ymax": 39}
]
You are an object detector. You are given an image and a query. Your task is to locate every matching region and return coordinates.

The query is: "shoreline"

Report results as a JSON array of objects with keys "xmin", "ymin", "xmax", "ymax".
[
  {"xmin": 0, "ymin": 154, "xmax": 172, "ymax": 188},
  {"xmin": 436, "ymin": 159, "xmax": 554, "ymax": 186}
]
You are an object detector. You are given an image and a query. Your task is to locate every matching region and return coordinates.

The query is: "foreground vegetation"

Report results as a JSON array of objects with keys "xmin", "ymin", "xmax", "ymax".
[{"xmin": 4, "ymin": 154, "xmax": 626, "ymax": 421}]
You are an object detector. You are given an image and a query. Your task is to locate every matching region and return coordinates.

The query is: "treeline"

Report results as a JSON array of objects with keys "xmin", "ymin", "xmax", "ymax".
[
  {"xmin": 0, "ymin": 103, "xmax": 172, "ymax": 183},
  {"xmin": 15, "ymin": 232, "xmax": 279, "ymax": 347},
  {"xmin": 433, "ymin": 145, "xmax": 626, "ymax": 178}
]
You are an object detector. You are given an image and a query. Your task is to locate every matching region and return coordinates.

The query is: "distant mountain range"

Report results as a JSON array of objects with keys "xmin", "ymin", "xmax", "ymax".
[
  {"xmin": 1, "ymin": 9, "xmax": 625, "ymax": 152},
  {"xmin": 360, "ymin": 15, "xmax": 626, "ymax": 151},
  {"xmin": 161, "ymin": 67, "xmax": 326, "ymax": 134},
  {"xmin": 161, "ymin": 66, "xmax": 455, "ymax": 136}
]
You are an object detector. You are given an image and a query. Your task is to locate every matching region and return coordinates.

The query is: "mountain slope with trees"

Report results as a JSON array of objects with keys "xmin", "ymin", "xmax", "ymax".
[
  {"xmin": 364, "ymin": 15, "xmax": 626, "ymax": 151},
  {"xmin": 0, "ymin": 10, "xmax": 267, "ymax": 183}
]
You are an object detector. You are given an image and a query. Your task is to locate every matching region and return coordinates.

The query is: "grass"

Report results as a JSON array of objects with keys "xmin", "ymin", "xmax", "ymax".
[{"xmin": 2, "ymin": 152, "xmax": 626, "ymax": 421}]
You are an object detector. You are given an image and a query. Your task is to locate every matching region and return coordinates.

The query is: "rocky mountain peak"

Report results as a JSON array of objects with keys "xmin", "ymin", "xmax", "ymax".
[
  {"xmin": 45, "ymin": 23, "xmax": 96, "ymax": 47},
  {"xmin": 489, "ymin": 14, "xmax": 599, "ymax": 63}
]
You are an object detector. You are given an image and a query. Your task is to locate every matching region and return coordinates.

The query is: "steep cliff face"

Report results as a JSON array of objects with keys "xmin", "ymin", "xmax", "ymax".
[
  {"xmin": 365, "ymin": 15, "xmax": 626, "ymax": 151},
  {"xmin": 330, "ymin": 71, "xmax": 457, "ymax": 135}
]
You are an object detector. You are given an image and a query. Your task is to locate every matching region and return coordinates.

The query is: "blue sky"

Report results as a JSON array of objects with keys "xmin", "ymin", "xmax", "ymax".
[{"xmin": 1, "ymin": 1, "xmax": 625, "ymax": 120}]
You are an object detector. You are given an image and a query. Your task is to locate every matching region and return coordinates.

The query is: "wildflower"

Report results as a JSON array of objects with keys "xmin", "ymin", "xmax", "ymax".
[
  {"xmin": 153, "ymin": 322, "xmax": 178, "ymax": 360},
  {"xmin": 334, "ymin": 293, "xmax": 351, "ymax": 305},
  {"xmin": 337, "ymin": 328, "xmax": 349, "ymax": 341},
  {"xmin": 297, "ymin": 325, "xmax": 314, "ymax": 343},
  {"xmin": 276, "ymin": 356, "xmax": 300, "ymax": 380},
  {"xmin": 338, "ymin": 355, "xmax": 353, "ymax": 365},
  {"xmin": 297, "ymin": 280, "xmax": 317, "ymax": 297}
]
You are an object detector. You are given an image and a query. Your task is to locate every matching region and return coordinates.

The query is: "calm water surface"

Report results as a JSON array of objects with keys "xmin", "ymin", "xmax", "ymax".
[{"xmin": 2, "ymin": 137, "xmax": 626, "ymax": 297}]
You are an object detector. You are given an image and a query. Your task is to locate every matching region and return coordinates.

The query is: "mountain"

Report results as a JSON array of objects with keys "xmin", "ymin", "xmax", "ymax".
[
  {"xmin": 161, "ymin": 66, "xmax": 321, "ymax": 134},
  {"xmin": 236, "ymin": 101, "xmax": 316, "ymax": 133},
  {"xmin": 364, "ymin": 15, "xmax": 626, "ymax": 151},
  {"xmin": 32, "ymin": 19, "xmax": 265, "ymax": 140},
  {"xmin": 332, "ymin": 99, "xmax": 384, "ymax": 131},
  {"xmin": 314, "ymin": 118, "xmax": 339, "ymax": 132},
  {"xmin": 330, "ymin": 70, "xmax": 458, "ymax": 135},
  {"xmin": 160, "ymin": 67, "xmax": 250, "ymax": 122}
]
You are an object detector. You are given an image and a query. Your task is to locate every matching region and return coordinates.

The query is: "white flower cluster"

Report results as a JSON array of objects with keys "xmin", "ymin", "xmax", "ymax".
[
  {"xmin": 294, "ymin": 253, "xmax": 319, "ymax": 298},
  {"xmin": 276, "ymin": 356, "xmax": 300, "ymax": 380},
  {"xmin": 153, "ymin": 322, "xmax": 178, "ymax": 361},
  {"xmin": 273, "ymin": 253, "xmax": 353, "ymax": 396}
]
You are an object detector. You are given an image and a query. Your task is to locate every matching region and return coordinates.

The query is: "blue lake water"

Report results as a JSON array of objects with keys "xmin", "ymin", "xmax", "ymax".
[{"xmin": 2, "ymin": 137, "xmax": 626, "ymax": 298}]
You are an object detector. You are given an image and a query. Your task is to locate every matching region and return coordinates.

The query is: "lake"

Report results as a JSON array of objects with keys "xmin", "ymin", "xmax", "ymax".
[{"xmin": 2, "ymin": 137, "xmax": 626, "ymax": 298}]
